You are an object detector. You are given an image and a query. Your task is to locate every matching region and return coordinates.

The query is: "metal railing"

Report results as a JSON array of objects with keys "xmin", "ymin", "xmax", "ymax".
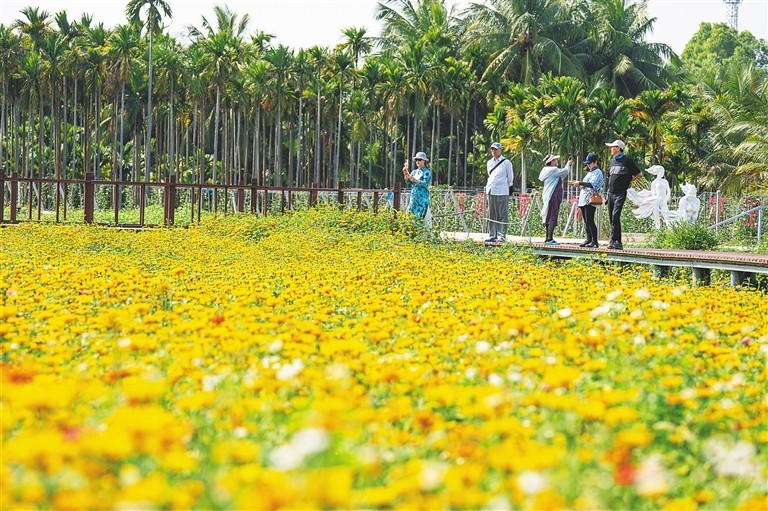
[{"xmin": 710, "ymin": 205, "xmax": 766, "ymax": 244}]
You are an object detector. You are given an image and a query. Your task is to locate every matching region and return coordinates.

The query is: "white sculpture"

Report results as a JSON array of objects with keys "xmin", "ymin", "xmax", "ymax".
[
  {"xmin": 627, "ymin": 165, "xmax": 674, "ymax": 229},
  {"xmin": 674, "ymin": 183, "xmax": 701, "ymax": 223}
]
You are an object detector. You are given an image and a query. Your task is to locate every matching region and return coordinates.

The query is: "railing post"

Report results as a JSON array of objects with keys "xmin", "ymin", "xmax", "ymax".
[
  {"xmin": 84, "ymin": 172, "xmax": 94, "ymax": 224},
  {"xmin": 393, "ymin": 182, "xmax": 402, "ymax": 212},
  {"xmin": 357, "ymin": 190, "xmax": 362, "ymax": 211},
  {"xmin": 310, "ymin": 182, "xmax": 318, "ymax": 208},
  {"xmin": 164, "ymin": 174, "xmax": 176, "ymax": 226},
  {"xmin": 0, "ymin": 170, "xmax": 5, "ymax": 223},
  {"xmin": 337, "ymin": 180, "xmax": 344, "ymax": 209},
  {"xmin": 250, "ymin": 179, "xmax": 258, "ymax": 214},
  {"xmin": 373, "ymin": 191, "xmax": 379, "ymax": 214},
  {"xmin": 237, "ymin": 180, "xmax": 245, "ymax": 213}
]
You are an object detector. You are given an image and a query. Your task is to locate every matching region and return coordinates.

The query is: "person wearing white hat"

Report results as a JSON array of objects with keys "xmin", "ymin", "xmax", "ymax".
[
  {"xmin": 484, "ymin": 142, "xmax": 514, "ymax": 243},
  {"xmin": 604, "ymin": 139, "xmax": 641, "ymax": 250},
  {"xmin": 402, "ymin": 152, "xmax": 432, "ymax": 222},
  {"xmin": 538, "ymin": 153, "xmax": 573, "ymax": 245}
]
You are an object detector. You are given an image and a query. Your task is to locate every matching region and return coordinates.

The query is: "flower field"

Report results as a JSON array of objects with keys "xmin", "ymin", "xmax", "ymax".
[{"xmin": 1, "ymin": 210, "xmax": 766, "ymax": 510}]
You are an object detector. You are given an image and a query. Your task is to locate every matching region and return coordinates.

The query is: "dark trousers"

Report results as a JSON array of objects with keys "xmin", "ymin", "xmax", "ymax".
[
  {"xmin": 579, "ymin": 205, "xmax": 598, "ymax": 243},
  {"xmin": 606, "ymin": 192, "xmax": 627, "ymax": 244}
]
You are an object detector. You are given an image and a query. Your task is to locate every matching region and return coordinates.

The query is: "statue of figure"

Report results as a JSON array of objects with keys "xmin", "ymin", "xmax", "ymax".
[
  {"xmin": 626, "ymin": 165, "xmax": 674, "ymax": 229},
  {"xmin": 674, "ymin": 183, "xmax": 701, "ymax": 223}
]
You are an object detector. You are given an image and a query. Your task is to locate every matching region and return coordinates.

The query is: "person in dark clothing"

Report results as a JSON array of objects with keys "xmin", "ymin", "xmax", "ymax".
[{"xmin": 604, "ymin": 140, "xmax": 641, "ymax": 250}]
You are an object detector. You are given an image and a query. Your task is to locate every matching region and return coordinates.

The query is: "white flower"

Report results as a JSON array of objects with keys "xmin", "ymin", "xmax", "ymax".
[
  {"xmin": 269, "ymin": 444, "xmax": 304, "ymax": 470},
  {"xmin": 267, "ymin": 339, "xmax": 283, "ymax": 353},
  {"xmin": 202, "ymin": 374, "xmax": 224, "ymax": 392},
  {"xmin": 517, "ymin": 470, "xmax": 546, "ymax": 495},
  {"xmin": 488, "ymin": 374, "xmax": 504, "ymax": 387},
  {"xmin": 475, "ymin": 341, "xmax": 491, "ymax": 353},
  {"xmin": 634, "ymin": 288, "xmax": 651, "ymax": 299},
  {"xmin": 292, "ymin": 427, "xmax": 330, "ymax": 456},
  {"xmin": 269, "ymin": 427, "xmax": 330, "ymax": 471},
  {"xmin": 419, "ymin": 462, "xmax": 446, "ymax": 491},
  {"xmin": 276, "ymin": 359, "xmax": 304, "ymax": 380},
  {"xmin": 634, "ymin": 454, "xmax": 670, "ymax": 497},
  {"xmin": 704, "ymin": 438, "xmax": 761, "ymax": 478},
  {"xmin": 557, "ymin": 307, "xmax": 572, "ymax": 318},
  {"xmin": 606, "ymin": 289, "xmax": 623, "ymax": 301}
]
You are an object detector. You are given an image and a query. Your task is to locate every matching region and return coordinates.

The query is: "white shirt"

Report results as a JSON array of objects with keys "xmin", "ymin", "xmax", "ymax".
[{"xmin": 485, "ymin": 156, "xmax": 514, "ymax": 196}]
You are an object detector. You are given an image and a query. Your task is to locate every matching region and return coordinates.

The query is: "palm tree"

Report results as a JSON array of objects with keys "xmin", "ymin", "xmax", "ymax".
[
  {"xmin": 109, "ymin": 24, "xmax": 140, "ymax": 184},
  {"xmin": 465, "ymin": 0, "xmax": 582, "ymax": 87},
  {"xmin": 329, "ymin": 51, "xmax": 354, "ymax": 184},
  {"xmin": 308, "ymin": 46, "xmax": 328, "ymax": 184},
  {"xmin": 189, "ymin": 5, "xmax": 250, "ymax": 185},
  {"xmin": 13, "ymin": 7, "xmax": 51, "ymax": 50},
  {"xmin": 0, "ymin": 25, "xmax": 22, "ymax": 174},
  {"xmin": 125, "ymin": 0, "xmax": 172, "ymax": 185},
  {"xmin": 586, "ymin": 0, "xmax": 674, "ymax": 97},
  {"xmin": 630, "ymin": 88, "xmax": 677, "ymax": 166},
  {"xmin": 265, "ymin": 45, "xmax": 293, "ymax": 186},
  {"xmin": 341, "ymin": 26, "xmax": 372, "ymax": 69}
]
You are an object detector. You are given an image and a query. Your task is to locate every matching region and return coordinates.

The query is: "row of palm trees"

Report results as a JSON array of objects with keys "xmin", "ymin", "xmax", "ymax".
[{"xmin": 0, "ymin": 0, "xmax": 765, "ymax": 194}]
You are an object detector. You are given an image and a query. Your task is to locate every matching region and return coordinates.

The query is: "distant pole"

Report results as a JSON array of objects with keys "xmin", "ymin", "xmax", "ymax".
[{"xmin": 723, "ymin": 0, "xmax": 743, "ymax": 30}]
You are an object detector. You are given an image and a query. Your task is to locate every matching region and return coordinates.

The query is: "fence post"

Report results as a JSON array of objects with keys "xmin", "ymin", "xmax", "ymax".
[
  {"xmin": 393, "ymin": 182, "xmax": 402, "ymax": 212},
  {"xmin": 251, "ymin": 179, "xmax": 258, "ymax": 214},
  {"xmin": 0, "ymin": 170, "xmax": 4, "ymax": 223},
  {"xmin": 164, "ymin": 174, "xmax": 176, "ymax": 226},
  {"xmin": 310, "ymin": 182, "xmax": 318, "ymax": 208},
  {"xmin": 237, "ymin": 180, "xmax": 245, "ymax": 213},
  {"xmin": 373, "ymin": 191, "xmax": 379, "ymax": 214},
  {"xmin": 337, "ymin": 180, "xmax": 344, "ymax": 209},
  {"xmin": 84, "ymin": 172, "xmax": 94, "ymax": 224}
]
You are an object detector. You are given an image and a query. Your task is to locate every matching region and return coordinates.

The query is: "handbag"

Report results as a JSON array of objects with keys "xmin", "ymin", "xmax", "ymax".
[{"xmin": 588, "ymin": 191, "xmax": 603, "ymax": 205}]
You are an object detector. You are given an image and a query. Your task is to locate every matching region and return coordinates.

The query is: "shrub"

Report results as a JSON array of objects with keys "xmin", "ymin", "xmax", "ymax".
[{"xmin": 646, "ymin": 221, "xmax": 719, "ymax": 250}]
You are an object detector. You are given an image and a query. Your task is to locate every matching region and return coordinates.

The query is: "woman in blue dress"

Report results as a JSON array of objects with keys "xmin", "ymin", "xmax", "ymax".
[{"xmin": 402, "ymin": 151, "xmax": 432, "ymax": 220}]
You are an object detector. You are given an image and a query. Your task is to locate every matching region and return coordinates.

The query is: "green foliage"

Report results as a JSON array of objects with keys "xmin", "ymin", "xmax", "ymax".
[
  {"xmin": 197, "ymin": 205, "xmax": 435, "ymax": 244},
  {"xmin": 680, "ymin": 23, "xmax": 768, "ymax": 79},
  {"xmin": 646, "ymin": 221, "xmax": 719, "ymax": 251}
]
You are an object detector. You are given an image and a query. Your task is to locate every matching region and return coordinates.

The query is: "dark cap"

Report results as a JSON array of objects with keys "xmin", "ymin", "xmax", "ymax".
[{"xmin": 583, "ymin": 153, "xmax": 598, "ymax": 164}]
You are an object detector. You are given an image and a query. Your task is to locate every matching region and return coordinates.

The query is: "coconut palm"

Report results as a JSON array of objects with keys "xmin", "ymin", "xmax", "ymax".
[
  {"xmin": 586, "ymin": 0, "xmax": 674, "ymax": 97},
  {"xmin": 465, "ymin": 0, "xmax": 582, "ymax": 87}
]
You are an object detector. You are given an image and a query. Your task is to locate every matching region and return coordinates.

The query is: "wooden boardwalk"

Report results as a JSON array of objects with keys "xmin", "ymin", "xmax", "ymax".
[{"xmin": 443, "ymin": 232, "xmax": 768, "ymax": 287}]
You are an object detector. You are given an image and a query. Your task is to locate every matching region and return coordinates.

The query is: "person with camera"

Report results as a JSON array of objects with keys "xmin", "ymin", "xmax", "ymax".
[
  {"xmin": 604, "ymin": 139, "xmax": 641, "ymax": 250},
  {"xmin": 402, "ymin": 151, "xmax": 432, "ymax": 222},
  {"xmin": 569, "ymin": 153, "xmax": 604, "ymax": 248},
  {"xmin": 484, "ymin": 142, "xmax": 514, "ymax": 243},
  {"xmin": 538, "ymin": 153, "xmax": 572, "ymax": 245}
]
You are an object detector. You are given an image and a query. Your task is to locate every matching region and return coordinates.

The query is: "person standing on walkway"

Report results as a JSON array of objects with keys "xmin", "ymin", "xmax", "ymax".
[
  {"xmin": 604, "ymin": 139, "xmax": 641, "ymax": 250},
  {"xmin": 402, "ymin": 151, "xmax": 432, "ymax": 222},
  {"xmin": 484, "ymin": 142, "xmax": 514, "ymax": 243},
  {"xmin": 569, "ymin": 153, "xmax": 604, "ymax": 247},
  {"xmin": 538, "ymin": 154, "xmax": 572, "ymax": 245}
]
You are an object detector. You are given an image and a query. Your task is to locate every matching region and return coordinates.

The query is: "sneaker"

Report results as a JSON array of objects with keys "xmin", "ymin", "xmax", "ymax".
[
  {"xmin": 484, "ymin": 237, "xmax": 497, "ymax": 243},
  {"xmin": 579, "ymin": 241, "xmax": 591, "ymax": 247},
  {"xmin": 587, "ymin": 242, "xmax": 599, "ymax": 248},
  {"xmin": 544, "ymin": 239, "xmax": 560, "ymax": 245},
  {"xmin": 497, "ymin": 237, "xmax": 506, "ymax": 243},
  {"xmin": 612, "ymin": 243, "xmax": 623, "ymax": 250}
]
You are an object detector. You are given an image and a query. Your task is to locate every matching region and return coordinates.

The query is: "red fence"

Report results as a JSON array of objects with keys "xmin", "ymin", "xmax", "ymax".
[{"xmin": 0, "ymin": 171, "xmax": 403, "ymax": 227}]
